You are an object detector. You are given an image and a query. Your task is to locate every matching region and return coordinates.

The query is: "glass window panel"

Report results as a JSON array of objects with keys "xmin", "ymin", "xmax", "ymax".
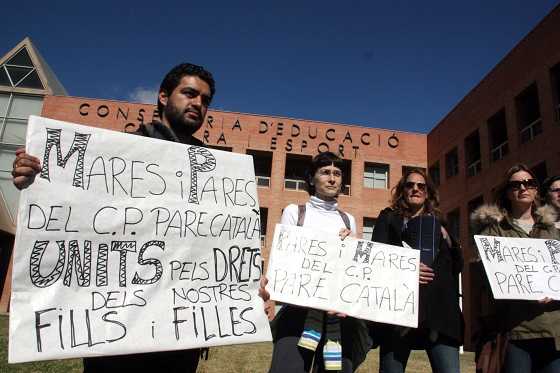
[
  {"xmin": 0, "ymin": 148, "xmax": 20, "ymax": 221},
  {"xmin": 363, "ymin": 177, "xmax": 374, "ymax": 188},
  {"xmin": 0, "ymin": 173, "xmax": 20, "ymax": 222},
  {"xmin": 0, "ymin": 147, "xmax": 16, "ymax": 171},
  {"xmin": 362, "ymin": 227, "xmax": 374, "ymax": 240},
  {"xmin": 364, "ymin": 163, "xmax": 389, "ymax": 189},
  {"xmin": 6, "ymin": 66, "xmax": 33, "ymax": 85},
  {"xmin": 7, "ymin": 48, "xmax": 34, "ymax": 67},
  {"xmin": 18, "ymin": 71, "xmax": 43, "ymax": 89},
  {"xmin": 373, "ymin": 178, "xmax": 386, "ymax": 188},
  {"xmin": 0, "ymin": 67, "xmax": 11, "ymax": 87},
  {"xmin": 2, "ymin": 118, "xmax": 28, "ymax": 144},
  {"xmin": 0, "ymin": 93, "xmax": 10, "ymax": 116},
  {"xmin": 9, "ymin": 95, "xmax": 43, "ymax": 118},
  {"xmin": 285, "ymin": 180, "xmax": 297, "ymax": 189}
]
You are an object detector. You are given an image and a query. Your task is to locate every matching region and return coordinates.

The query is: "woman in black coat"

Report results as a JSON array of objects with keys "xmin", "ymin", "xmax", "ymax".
[{"xmin": 372, "ymin": 168, "xmax": 463, "ymax": 373}]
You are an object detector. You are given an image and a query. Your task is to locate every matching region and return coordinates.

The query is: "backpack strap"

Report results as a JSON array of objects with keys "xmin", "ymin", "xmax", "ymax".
[
  {"xmin": 297, "ymin": 204, "xmax": 306, "ymax": 227},
  {"xmin": 298, "ymin": 204, "xmax": 351, "ymax": 231},
  {"xmin": 337, "ymin": 209, "xmax": 351, "ymax": 230}
]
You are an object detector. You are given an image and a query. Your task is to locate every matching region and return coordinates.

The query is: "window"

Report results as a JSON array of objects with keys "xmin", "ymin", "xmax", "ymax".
[
  {"xmin": 284, "ymin": 154, "xmax": 312, "ymax": 191},
  {"xmin": 0, "ymin": 93, "xmax": 43, "ymax": 223},
  {"xmin": 259, "ymin": 207, "xmax": 268, "ymax": 248},
  {"xmin": 339, "ymin": 159, "xmax": 352, "ymax": 196},
  {"xmin": 464, "ymin": 130, "xmax": 481, "ymax": 177},
  {"xmin": 551, "ymin": 63, "xmax": 560, "ymax": 122},
  {"xmin": 445, "ymin": 147, "xmax": 459, "ymax": 178},
  {"xmin": 362, "ymin": 217, "xmax": 376, "ymax": 240},
  {"xmin": 429, "ymin": 162, "xmax": 441, "ymax": 186},
  {"xmin": 515, "ymin": 83, "xmax": 542, "ymax": 143},
  {"xmin": 0, "ymin": 147, "xmax": 20, "ymax": 222},
  {"xmin": 364, "ymin": 162, "xmax": 389, "ymax": 189},
  {"xmin": 0, "ymin": 93, "xmax": 43, "ymax": 145},
  {"xmin": 446, "ymin": 208, "xmax": 460, "ymax": 240},
  {"xmin": 247, "ymin": 149, "xmax": 272, "ymax": 187},
  {"xmin": 487, "ymin": 109, "xmax": 509, "ymax": 161},
  {"xmin": 0, "ymin": 47, "xmax": 44, "ymax": 90}
]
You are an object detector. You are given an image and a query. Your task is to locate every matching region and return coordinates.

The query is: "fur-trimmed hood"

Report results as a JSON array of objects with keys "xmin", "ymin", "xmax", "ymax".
[{"xmin": 470, "ymin": 203, "xmax": 558, "ymax": 234}]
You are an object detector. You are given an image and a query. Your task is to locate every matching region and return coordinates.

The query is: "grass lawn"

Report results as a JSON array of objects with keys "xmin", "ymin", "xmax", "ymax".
[{"xmin": 1, "ymin": 314, "xmax": 476, "ymax": 372}]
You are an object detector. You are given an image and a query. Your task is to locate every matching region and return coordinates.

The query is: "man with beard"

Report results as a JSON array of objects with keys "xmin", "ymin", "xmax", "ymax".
[{"xmin": 11, "ymin": 63, "xmax": 215, "ymax": 373}]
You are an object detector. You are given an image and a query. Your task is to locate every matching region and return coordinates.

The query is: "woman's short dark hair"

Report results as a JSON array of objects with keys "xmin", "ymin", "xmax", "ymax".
[
  {"xmin": 305, "ymin": 152, "xmax": 344, "ymax": 196},
  {"xmin": 495, "ymin": 163, "xmax": 540, "ymax": 213},
  {"xmin": 390, "ymin": 168, "xmax": 441, "ymax": 218}
]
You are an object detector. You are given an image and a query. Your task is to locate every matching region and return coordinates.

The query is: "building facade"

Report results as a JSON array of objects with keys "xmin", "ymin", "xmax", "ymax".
[
  {"xmin": 0, "ymin": 38, "xmax": 67, "ymax": 312},
  {"xmin": 427, "ymin": 5, "xmax": 560, "ymax": 349}
]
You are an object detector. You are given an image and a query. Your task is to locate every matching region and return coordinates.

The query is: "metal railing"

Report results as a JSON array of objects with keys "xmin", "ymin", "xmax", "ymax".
[
  {"xmin": 519, "ymin": 118, "xmax": 542, "ymax": 143},
  {"xmin": 466, "ymin": 159, "xmax": 482, "ymax": 177},
  {"xmin": 490, "ymin": 141, "xmax": 508, "ymax": 161},
  {"xmin": 284, "ymin": 178, "xmax": 307, "ymax": 191},
  {"xmin": 255, "ymin": 175, "xmax": 270, "ymax": 187}
]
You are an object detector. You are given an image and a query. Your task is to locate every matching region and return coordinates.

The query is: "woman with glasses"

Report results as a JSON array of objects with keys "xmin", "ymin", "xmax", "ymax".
[
  {"xmin": 471, "ymin": 164, "xmax": 560, "ymax": 373},
  {"xmin": 371, "ymin": 168, "xmax": 463, "ymax": 373},
  {"xmin": 260, "ymin": 152, "xmax": 371, "ymax": 373},
  {"xmin": 542, "ymin": 175, "xmax": 560, "ymax": 229}
]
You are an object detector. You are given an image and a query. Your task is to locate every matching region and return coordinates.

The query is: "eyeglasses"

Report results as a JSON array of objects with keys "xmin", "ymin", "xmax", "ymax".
[
  {"xmin": 549, "ymin": 188, "xmax": 560, "ymax": 194},
  {"xmin": 404, "ymin": 181, "xmax": 426, "ymax": 192},
  {"xmin": 507, "ymin": 179, "xmax": 538, "ymax": 190}
]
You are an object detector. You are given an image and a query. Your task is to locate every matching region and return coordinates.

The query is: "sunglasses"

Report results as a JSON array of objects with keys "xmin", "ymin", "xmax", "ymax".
[
  {"xmin": 507, "ymin": 179, "xmax": 538, "ymax": 190},
  {"xmin": 404, "ymin": 181, "xmax": 426, "ymax": 192},
  {"xmin": 549, "ymin": 188, "xmax": 560, "ymax": 194}
]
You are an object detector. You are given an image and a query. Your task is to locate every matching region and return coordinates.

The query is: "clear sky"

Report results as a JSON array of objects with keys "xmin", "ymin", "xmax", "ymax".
[{"xmin": 1, "ymin": 0, "xmax": 558, "ymax": 133}]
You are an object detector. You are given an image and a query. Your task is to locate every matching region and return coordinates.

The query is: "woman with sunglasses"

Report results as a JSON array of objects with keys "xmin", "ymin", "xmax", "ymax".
[
  {"xmin": 471, "ymin": 164, "xmax": 560, "ymax": 373},
  {"xmin": 371, "ymin": 168, "xmax": 463, "ymax": 373}
]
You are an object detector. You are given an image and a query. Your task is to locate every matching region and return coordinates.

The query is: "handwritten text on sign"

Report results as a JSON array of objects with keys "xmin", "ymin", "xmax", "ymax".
[
  {"xmin": 9, "ymin": 116, "xmax": 271, "ymax": 363},
  {"xmin": 474, "ymin": 235, "xmax": 560, "ymax": 300},
  {"xmin": 266, "ymin": 224, "xmax": 420, "ymax": 327}
]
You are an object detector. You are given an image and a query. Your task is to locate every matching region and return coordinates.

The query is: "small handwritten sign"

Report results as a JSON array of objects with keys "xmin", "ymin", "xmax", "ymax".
[
  {"xmin": 266, "ymin": 224, "xmax": 420, "ymax": 327},
  {"xmin": 9, "ymin": 116, "xmax": 272, "ymax": 363},
  {"xmin": 474, "ymin": 235, "xmax": 560, "ymax": 300}
]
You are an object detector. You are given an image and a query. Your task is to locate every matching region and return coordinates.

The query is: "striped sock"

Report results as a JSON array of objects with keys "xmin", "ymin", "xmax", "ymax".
[
  {"xmin": 323, "ymin": 340, "xmax": 342, "ymax": 371},
  {"xmin": 297, "ymin": 329, "xmax": 321, "ymax": 351}
]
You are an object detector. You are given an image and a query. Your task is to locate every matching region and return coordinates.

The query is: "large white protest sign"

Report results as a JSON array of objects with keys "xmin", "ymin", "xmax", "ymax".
[
  {"xmin": 9, "ymin": 116, "xmax": 272, "ymax": 363},
  {"xmin": 474, "ymin": 235, "xmax": 560, "ymax": 300},
  {"xmin": 265, "ymin": 224, "xmax": 420, "ymax": 327}
]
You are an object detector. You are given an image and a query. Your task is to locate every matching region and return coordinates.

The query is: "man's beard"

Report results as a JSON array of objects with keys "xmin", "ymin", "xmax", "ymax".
[{"xmin": 164, "ymin": 104, "xmax": 203, "ymax": 137}]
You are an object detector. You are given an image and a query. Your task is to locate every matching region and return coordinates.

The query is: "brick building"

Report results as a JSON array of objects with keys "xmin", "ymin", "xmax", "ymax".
[
  {"xmin": 427, "ymin": 5, "xmax": 560, "ymax": 348},
  {"xmin": 1, "ymin": 3, "xmax": 560, "ymax": 351}
]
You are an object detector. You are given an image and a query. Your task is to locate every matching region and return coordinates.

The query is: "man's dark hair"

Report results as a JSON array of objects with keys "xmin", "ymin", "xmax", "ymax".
[
  {"xmin": 305, "ymin": 152, "xmax": 344, "ymax": 195},
  {"xmin": 157, "ymin": 63, "xmax": 216, "ymax": 113}
]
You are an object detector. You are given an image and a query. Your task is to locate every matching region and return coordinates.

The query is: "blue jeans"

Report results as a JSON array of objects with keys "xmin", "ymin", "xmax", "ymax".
[
  {"xmin": 504, "ymin": 339, "xmax": 560, "ymax": 373},
  {"xmin": 379, "ymin": 338, "xmax": 460, "ymax": 373}
]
